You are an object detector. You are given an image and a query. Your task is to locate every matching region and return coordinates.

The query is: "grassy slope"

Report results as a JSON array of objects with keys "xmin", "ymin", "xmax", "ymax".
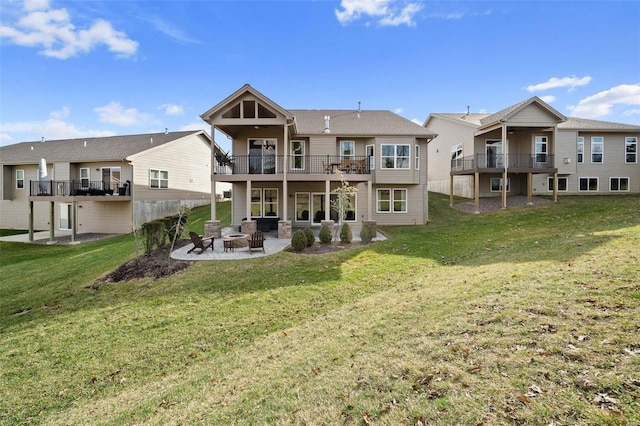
[{"xmin": 1, "ymin": 196, "xmax": 639, "ymax": 425}]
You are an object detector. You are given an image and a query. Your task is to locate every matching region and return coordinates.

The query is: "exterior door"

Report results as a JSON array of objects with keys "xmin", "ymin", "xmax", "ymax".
[
  {"xmin": 486, "ymin": 140, "xmax": 503, "ymax": 168},
  {"xmin": 312, "ymin": 193, "xmax": 326, "ymax": 224},
  {"xmin": 534, "ymin": 136, "xmax": 548, "ymax": 166},
  {"xmin": 59, "ymin": 203, "xmax": 72, "ymax": 230}
]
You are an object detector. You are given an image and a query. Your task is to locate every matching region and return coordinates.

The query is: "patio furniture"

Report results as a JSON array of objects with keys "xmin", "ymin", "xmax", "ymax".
[
  {"xmin": 248, "ymin": 230, "xmax": 265, "ymax": 253},
  {"xmin": 187, "ymin": 231, "xmax": 214, "ymax": 254}
]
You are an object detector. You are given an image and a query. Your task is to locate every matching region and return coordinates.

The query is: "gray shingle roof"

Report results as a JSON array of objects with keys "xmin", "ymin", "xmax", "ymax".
[
  {"xmin": 0, "ymin": 131, "xmax": 208, "ymax": 164},
  {"xmin": 291, "ymin": 110, "xmax": 436, "ymax": 137},
  {"xmin": 428, "ymin": 113, "xmax": 490, "ymax": 126},
  {"xmin": 559, "ymin": 117, "xmax": 640, "ymax": 131}
]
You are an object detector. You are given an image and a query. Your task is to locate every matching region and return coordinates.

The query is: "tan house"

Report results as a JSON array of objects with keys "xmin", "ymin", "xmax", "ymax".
[
  {"xmin": 0, "ymin": 130, "xmax": 220, "ymax": 241},
  {"xmin": 424, "ymin": 97, "xmax": 640, "ymax": 212},
  {"xmin": 200, "ymin": 84, "xmax": 437, "ymax": 238}
]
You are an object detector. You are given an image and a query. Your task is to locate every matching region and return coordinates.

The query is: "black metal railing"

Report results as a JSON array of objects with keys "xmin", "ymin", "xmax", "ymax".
[
  {"xmin": 451, "ymin": 154, "xmax": 555, "ymax": 171},
  {"xmin": 30, "ymin": 180, "xmax": 129, "ymax": 196},
  {"xmin": 214, "ymin": 155, "xmax": 371, "ymax": 175}
]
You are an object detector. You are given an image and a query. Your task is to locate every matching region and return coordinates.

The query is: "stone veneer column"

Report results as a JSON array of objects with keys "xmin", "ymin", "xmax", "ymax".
[
  {"xmin": 278, "ymin": 220, "xmax": 292, "ymax": 239},
  {"xmin": 204, "ymin": 220, "xmax": 222, "ymax": 238},
  {"xmin": 241, "ymin": 219, "xmax": 256, "ymax": 235}
]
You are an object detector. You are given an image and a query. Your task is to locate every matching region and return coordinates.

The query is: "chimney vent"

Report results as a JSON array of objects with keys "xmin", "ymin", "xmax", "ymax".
[{"xmin": 323, "ymin": 116, "xmax": 331, "ymax": 133}]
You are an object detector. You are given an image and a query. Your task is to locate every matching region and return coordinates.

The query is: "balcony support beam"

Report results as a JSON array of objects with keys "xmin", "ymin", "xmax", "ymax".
[
  {"xmin": 553, "ymin": 172, "xmax": 558, "ymax": 202},
  {"xmin": 49, "ymin": 201, "xmax": 55, "ymax": 243},
  {"xmin": 474, "ymin": 172, "xmax": 480, "ymax": 214},
  {"xmin": 28, "ymin": 201, "xmax": 34, "ymax": 242},
  {"xmin": 449, "ymin": 174, "xmax": 454, "ymax": 207}
]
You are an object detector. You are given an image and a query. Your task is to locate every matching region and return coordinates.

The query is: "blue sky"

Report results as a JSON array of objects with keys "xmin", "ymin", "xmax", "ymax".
[{"xmin": 1, "ymin": 0, "xmax": 639, "ymax": 151}]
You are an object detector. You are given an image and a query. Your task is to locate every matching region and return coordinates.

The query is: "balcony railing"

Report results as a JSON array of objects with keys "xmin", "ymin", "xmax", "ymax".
[
  {"xmin": 30, "ymin": 180, "xmax": 129, "ymax": 197},
  {"xmin": 215, "ymin": 155, "xmax": 371, "ymax": 175},
  {"xmin": 451, "ymin": 154, "xmax": 555, "ymax": 171}
]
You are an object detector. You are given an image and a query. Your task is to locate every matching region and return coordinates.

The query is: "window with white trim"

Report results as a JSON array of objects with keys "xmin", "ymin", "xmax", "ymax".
[
  {"xmin": 330, "ymin": 192, "xmax": 357, "ymax": 221},
  {"xmin": 290, "ymin": 140, "xmax": 305, "ymax": 170},
  {"xmin": 610, "ymin": 177, "xmax": 629, "ymax": 192},
  {"xmin": 577, "ymin": 137, "xmax": 584, "ymax": 163},
  {"xmin": 376, "ymin": 188, "xmax": 407, "ymax": 213},
  {"xmin": 340, "ymin": 140, "xmax": 355, "ymax": 158},
  {"xmin": 591, "ymin": 137, "xmax": 603, "ymax": 163},
  {"xmin": 251, "ymin": 188, "xmax": 278, "ymax": 218},
  {"xmin": 579, "ymin": 177, "xmax": 598, "ymax": 192},
  {"xmin": 625, "ymin": 137, "xmax": 637, "ymax": 163},
  {"xmin": 415, "ymin": 145, "xmax": 420, "ymax": 170},
  {"xmin": 451, "ymin": 144, "xmax": 463, "ymax": 169},
  {"xmin": 534, "ymin": 136, "xmax": 548, "ymax": 164},
  {"xmin": 381, "ymin": 144, "xmax": 410, "ymax": 169},
  {"xmin": 547, "ymin": 177, "xmax": 568, "ymax": 192},
  {"xmin": 16, "ymin": 170, "xmax": 24, "ymax": 189},
  {"xmin": 80, "ymin": 168, "xmax": 90, "ymax": 189},
  {"xmin": 149, "ymin": 169, "xmax": 168, "ymax": 189},
  {"xmin": 490, "ymin": 178, "xmax": 510, "ymax": 192}
]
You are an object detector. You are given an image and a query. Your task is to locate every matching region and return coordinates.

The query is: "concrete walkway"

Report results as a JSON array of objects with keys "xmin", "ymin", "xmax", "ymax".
[{"xmin": 0, "ymin": 230, "xmax": 72, "ymax": 243}]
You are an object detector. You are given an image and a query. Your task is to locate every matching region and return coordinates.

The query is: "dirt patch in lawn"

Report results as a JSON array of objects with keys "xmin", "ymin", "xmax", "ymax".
[{"xmin": 92, "ymin": 240, "xmax": 192, "ymax": 288}]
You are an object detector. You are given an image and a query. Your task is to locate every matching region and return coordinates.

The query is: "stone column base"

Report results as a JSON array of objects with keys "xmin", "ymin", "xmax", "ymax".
[
  {"xmin": 278, "ymin": 220, "xmax": 292, "ymax": 239},
  {"xmin": 204, "ymin": 220, "xmax": 222, "ymax": 238},
  {"xmin": 241, "ymin": 220, "xmax": 256, "ymax": 235}
]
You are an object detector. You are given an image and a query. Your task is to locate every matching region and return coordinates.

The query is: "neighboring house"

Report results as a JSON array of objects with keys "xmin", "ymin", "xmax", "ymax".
[
  {"xmin": 424, "ymin": 97, "xmax": 640, "ymax": 212},
  {"xmin": 0, "ymin": 130, "xmax": 226, "ymax": 241},
  {"xmin": 200, "ymin": 84, "xmax": 437, "ymax": 238}
]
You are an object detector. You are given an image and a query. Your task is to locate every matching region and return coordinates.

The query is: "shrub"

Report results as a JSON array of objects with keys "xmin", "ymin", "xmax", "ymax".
[
  {"xmin": 141, "ymin": 220, "xmax": 166, "ymax": 255},
  {"xmin": 291, "ymin": 230, "xmax": 307, "ymax": 252},
  {"xmin": 359, "ymin": 223, "xmax": 372, "ymax": 244},
  {"xmin": 340, "ymin": 223, "xmax": 352, "ymax": 243},
  {"xmin": 303, "ymin": 227, "xmax": 315, "ymax": 247},
  {"xmin": 319, "ymin": 224, "xmax": 332, "ymax": 244}
]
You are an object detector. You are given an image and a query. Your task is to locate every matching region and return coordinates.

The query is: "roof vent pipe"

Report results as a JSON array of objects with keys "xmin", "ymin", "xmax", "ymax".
[
  {"xmin": 41, "ymin": 137, "xmax": 45, "ymax": 143},
  {"xmin": 357, "ymin": 101, "xmax": 361, "ymax": 119},
  {"xmin": 84, "ymin": 141, "xmax": 87, "ymax": 147},
  {"xmin": 165, "ymin": 128, "xmax": 168, "ymax": 134},
  {"xmin": 323, "ymin": 116, "xmax": 331, "ymax": 133}
]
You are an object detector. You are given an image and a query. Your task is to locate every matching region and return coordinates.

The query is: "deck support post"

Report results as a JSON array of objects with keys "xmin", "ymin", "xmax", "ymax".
[
  {"xmin": 527, "ymin": 172, "xmax": 533, "ymax": 205},
  {"xmin": 553, "ymin": 172, "xmax": 558, "ymax": 202},
  {"xmin": 71, "ymin": 201, "xmax": 77, "ymax": 243},
  {"xmin": 49, "ymin": 201, "xmax": 55, "ymax": 243},
  {"xmin": 474, "ymin": 172, "xmax": 480, "ymax": 214},
  {"xmin": 28, "ymin": 201, "xmax": 34, "ymax": 242},
  {"xmin": 449, "ymin": 174, "xmax": 454, "ymax": 207}
]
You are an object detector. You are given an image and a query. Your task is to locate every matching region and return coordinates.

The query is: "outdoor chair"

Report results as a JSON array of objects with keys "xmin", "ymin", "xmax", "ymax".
[
  {"xmin": 248, "ymin": 230, "xmax": 265, "ymax": 253},
  {"xmin": 187, "ymin": 231, "xmax": 214, "ymax": 254}
]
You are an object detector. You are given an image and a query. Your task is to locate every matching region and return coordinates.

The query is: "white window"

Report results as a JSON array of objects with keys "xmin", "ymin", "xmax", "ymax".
[
  {"xmin": 534, "ymin": 136, "xmax": 548, "ymax": 164},
  {"xmin": 451, "ymin": 144, "xmax": 463, "ymax": 169},
  {"xmin": 16, "ymin": 170, "xmax": 24, "ymax": 189},
  {"xmin": 366, "ymin": 145, "xmax": 375, "ymax": 171},
  {"xmin": 376, "ymin": 188, "xmax": 407, "ymax": 213},
  {"xmin": 577, "ymin": 137, "xmax": 584, "ymax": 163},
  {"xmin": 579, "ymin": 177, "xmax": 598, "ymax": 192},
  {"xmin": 340, "ymin": 140, "xmax": 355, "ymax": 158},
  {"xmin": 591, "ymin": 137, "xmax": 603, "ymax": 163},
  {"xmin": 381, "ymin": 144, "xmax": 410, "ymax": 169},
  {"xmin": 290, "ymin": 140, "xmax": 305, "ymax": 170},
  {"xmin": 625, "ymin": 137, "xmax": 637, "ymax": 163},
  {"xmin": 249, "ymin": 139, "xmax": 277, "ymax": 174},
  {"xmin": 330, "ymin": 192, "xmax": 357, "ymax": 221},
  {"xmin": 547, "ymin": 177, "xmax": 568, "ymax": 192},
  {"xmin": 295, "ymin": 193, "xmax": 310, "ymax": 221},
  {"xmin": 149, "ymin": 169, "xmax": 168, "ymax": 189},
  {"xmin": 251, "ymin": 188, "xmax": 278, "ymax": 218},
  {"xmin": 490, "ymin": 178, "xmax": 510, "ymax": 192},
  {"xmin": 415, "ymin": 145, "xmax": 420, "ymax": 170},
  {"xmin": 610, "ymin": 177, "xmax": 629, "ymax": 192},
  {"xmin": 80, "ymin": 168, "xmax": 90, "ymax": 189}
]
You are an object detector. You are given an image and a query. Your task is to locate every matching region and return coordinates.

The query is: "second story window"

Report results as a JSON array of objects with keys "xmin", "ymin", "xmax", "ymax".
[
  {"xmin": 625, "ymin": 137, "xmax": 637, "ymax": 163},
  {"xmin": 290, "ymin": 140, "xmax": 305, "ymax": 170},
  {"xmin": 451, "ymin": 144, "xmax": 463, "ymax": 169},
  {"xmin": 16, "ymin": 170, "xmax": 24, "ymax": 189},
  {"xmin": 577, "ymin": 137, "xmax": 584, "ymax": 163},
  {"xmin": 381, "ymin": 144, "xmax": 410, "ymax": 169},
  {"xmin": 591, "ymin": 137, "xmax": 603, "ymax": 163},
  {"xmin": 150, "ymin": 169, "xmax": 168, "ymax": 189},
  {"xmin": 340, "ymin": 140, "xmax": 354, "ymax": 158},
  {"xmin": 80, "ymin": 168, "xmax": 90, "ymax": 189},
  {"xmin": 415, "ymin": 145, "xmax": 420, "ymax": 170}
]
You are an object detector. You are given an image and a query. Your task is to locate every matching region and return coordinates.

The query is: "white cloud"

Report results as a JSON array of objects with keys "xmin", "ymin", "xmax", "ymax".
[
  {"xmin": 539, "ymin": 95, "xmax": 556, "ymax": 103},
  {"xmin": 1, "ymin": 118, "xmax": 114, "ymax": 144},
  {"xmin": 335, "ymin": 0, "xmax": 422, "ymax": 27},
  {"xmin": 1, "ymin": 133, "xmax": 14, "ymax": 144},
  {"xmin": 568, "ymin": 84, "xmax": 640, "ymax": 118},
  {"xmin": 158, "ymin": 104, "xmax": 184, "ymax": 116},
  {"xmin": 179, "ymin": 121, "xmax": 208, "ymax": 133},
  {"xmin": 394, "ymin": 107, "xmax": 404, "ymax": 114},
  {"xmin": 526, "ymin": 76, "xmax": 592, "ymax": 93},
  {"xmin": 94, "ymin": 102, "xmax": 149, "ymax": 126},
  {"xmin": 49, "ymin": 106, "xmax": 70, "ymax": 119},
  {"xmin": 410, "ymin": 118, "xmax": 422, "ymax": 125},
  {"xmin": 0, "ymin": 0, "xmax": 138, "ymax": 59},
  {"xmin": 147, "ymin": 16, "xmax": 200, "ymax": 44},
  {"xmin": 623, "ymin": 108, "xmax": 640, "ymax": 117}
]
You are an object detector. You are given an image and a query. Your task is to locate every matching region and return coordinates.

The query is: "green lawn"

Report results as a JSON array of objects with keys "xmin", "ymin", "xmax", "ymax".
[{"xmin": 1, "ymin": 195, "xmax": 639, "ymax": 425}]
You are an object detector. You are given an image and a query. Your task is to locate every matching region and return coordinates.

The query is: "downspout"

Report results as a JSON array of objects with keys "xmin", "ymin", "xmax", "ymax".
[
  {"xmin": 211, "ymin": 125, "xmax": 217, "ymax": 222},
  {"xmin": 502, "ymin": 122, "xmax": 508, "ymax": 209},
  {"xmin": 283, "ymin": 121, "xmax": 295, "ymax": 222}
]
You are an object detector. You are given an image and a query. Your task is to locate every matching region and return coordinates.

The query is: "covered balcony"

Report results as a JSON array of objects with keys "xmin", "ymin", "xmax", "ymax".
[
  {"xmin": 451, "ymin": 154, "xmax": 556, "ymax": 174},
  {"xmin": 29, "ymin": 180, "xmax": 131, "ymax": 200},
  {"xmin": 215, "ymin": 155, "xmax": 371, "ymax": 179}
]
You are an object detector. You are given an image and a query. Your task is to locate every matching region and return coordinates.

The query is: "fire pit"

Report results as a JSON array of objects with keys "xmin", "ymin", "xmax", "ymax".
[{"xmin": 223, "ymin": 233, "xmax": 249, "ymax": 251}]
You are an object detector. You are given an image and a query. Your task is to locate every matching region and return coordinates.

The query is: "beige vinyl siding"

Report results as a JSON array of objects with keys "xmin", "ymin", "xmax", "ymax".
[
  {"xmin": 132, "ymin": 135, "xmax": 210, "ymax": 202},
  {"xmin": 76, "ymin": 201, "xmax": 131, "ymax": 233},
  {"xmin": 371, "ymin": 184, "xmax": 425, "ymax": 225},
  {"xmin": 555, "ymin": 131, "xmax": 578, "ymax": 174},
  {"xmin": 53, "ymin": 162, "xmax": 71, "ymax": 180},
  {"xmin": 508, "ymin": 103, "xmax": 562, "ymax": 126},
  {"xmin": 0, "ymin": 165, "xmax": 40, "ymax": 229},
  {"xmin": 374, "ymin": 136, "xmax": 419, "ymax": 184}
]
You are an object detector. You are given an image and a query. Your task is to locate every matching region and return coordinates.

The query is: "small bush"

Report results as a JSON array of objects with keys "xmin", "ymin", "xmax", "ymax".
[
  {"xmin": 303, "ymin": 227, "xmax": 315, "ymax": 247},
  {"xmin": 141, "ymin": 220, "xmax": 166, "ymax": 255},
  {"xmin": 340, "ymin": 223, "xmax": 352, "ymax": 243},
  {"xmin": 291, "ymin": 230, "xmax": 307, "ymax": 252},
  {"xmin": 319, "ymin": 225, "xmax": 332, "ymax": 244},
  {"xmin": 359, "ymin": 223, "xmax": 372, "ymax": 244}
]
